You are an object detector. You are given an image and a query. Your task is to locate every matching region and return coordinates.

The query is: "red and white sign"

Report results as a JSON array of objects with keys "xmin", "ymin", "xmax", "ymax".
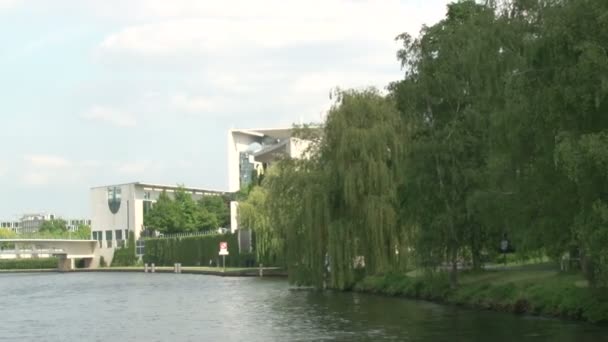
[{"xmin": 219, "ymin": 242, "xmax": 229, "ymax": 255}]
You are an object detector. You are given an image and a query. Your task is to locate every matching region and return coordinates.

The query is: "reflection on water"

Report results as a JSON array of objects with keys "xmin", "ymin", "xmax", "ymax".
[{"xmin": 0, "ymin": 272, "xmax": 607, "ymax": 341}]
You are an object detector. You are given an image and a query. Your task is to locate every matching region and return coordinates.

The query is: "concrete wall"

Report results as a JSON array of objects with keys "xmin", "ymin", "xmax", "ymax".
[{"xmin": 228, "ymin": 130, "xmax": 261, "ymax": 192}]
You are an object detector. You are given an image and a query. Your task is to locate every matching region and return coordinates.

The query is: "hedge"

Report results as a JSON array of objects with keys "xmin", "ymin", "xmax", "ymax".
[
  {"xmin": 112, "ymin": 232, "xmax": 137, "ymax": 266},
  {"xmin": 143, "ymin": 233, "xmax": 256, "ymax": 267},
  {"xmin": 0, "ymin": 258, "xmax": 58, "ymax": 270}
]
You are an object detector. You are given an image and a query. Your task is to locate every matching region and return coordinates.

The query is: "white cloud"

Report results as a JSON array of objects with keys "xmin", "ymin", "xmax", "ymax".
[
  {"xmin": 82, "ymin": 106, "xmax": 137, "ymax": 127},
  {"xmin": 24, "ymin": 155, "xmax": 71, "ymax": 168},
  {"xmin": 171, "ymin": 94, "xmax": 216, "ymax": 113},
  {"xmin": 96, "ymin": 0, "xmax": 448, "ymax": 60},
  {"xmin": 21, "ymin": 172, "xmax": 50, "ymax": 186},
  {"xmin": 117, "ymin": 161, "xmax": 151, "ymax": 175},
  {"xmin": 0, "ymin": 0, "xmax": 20, "ymax": 10}
]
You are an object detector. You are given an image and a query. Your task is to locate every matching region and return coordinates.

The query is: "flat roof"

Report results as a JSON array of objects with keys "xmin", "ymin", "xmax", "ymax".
[
  {"xmin": 230, "ymin": 127, "xmax": 294, "ymax": 139},
  {"xmin": 90, "ymin": 182, "xmax": 229, "ymax": 194}
]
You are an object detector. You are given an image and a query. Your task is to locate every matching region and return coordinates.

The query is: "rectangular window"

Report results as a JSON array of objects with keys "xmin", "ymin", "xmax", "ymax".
[
  {"xmin": 136, "ymin": 239, "xmax": 145, "ymax": 256},
  {"xmin": 105, "ymin": 230, "xmax": 113, "ymax": 248},
  {"xmin": 115, "ymin": 230, "xmax": 123, "ymax": 241}
]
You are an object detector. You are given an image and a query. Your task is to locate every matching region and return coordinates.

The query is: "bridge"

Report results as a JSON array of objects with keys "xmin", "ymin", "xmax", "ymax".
[{"xmin": 0, "ymin": 239, "xmax": 99, "ymax": 271}]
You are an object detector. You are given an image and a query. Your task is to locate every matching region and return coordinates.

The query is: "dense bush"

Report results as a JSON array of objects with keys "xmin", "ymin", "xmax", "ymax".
[
  {"xmin": 0, "ymin": 258, "xmax": 57, "ymax": 270},
  {"xmin": 143, "ymin": 233, "xmax": 256, "ymax": 267}
]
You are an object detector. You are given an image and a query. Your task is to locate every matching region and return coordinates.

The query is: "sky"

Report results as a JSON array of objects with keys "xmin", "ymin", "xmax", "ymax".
[{"xmin": 0, "ymin": 0, "xmax": 450, "ymax": 219}]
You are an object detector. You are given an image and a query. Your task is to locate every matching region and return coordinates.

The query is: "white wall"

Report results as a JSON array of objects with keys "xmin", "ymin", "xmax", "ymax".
[
  {"xmin": 288, "ymin": 137, "xmax": 312, "ymax": 159},
  {"xmin": 230, "ymin": 201, "xmax": 239, "ymax": 233},
  {"xmin": 90, "ymin": 183, "xmax": 136, "ymax": 263},
  {"xmin": 228, "ymin": 131, "xmax": 260, "ymax": 192}
]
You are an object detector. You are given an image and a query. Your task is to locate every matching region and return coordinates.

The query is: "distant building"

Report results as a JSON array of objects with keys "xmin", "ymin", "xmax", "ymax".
[
  {"xmin": 19, "ymin": 213, "xmax": 56, "ymax": 234},
  {"xmin": 227, "ymin": 127, "xmax": 314, "ymax": 192},
  {"xmin": 90, "ymin": 182, "xmax": 227, "ymax": 264},
  {"xmin": 65, "ymin": 218, "xmax": 92, "ymax": 232},
  {"xmin": 1, "ymin": 213, "xmax": 91, "ymax": 234},
  {"xmin": 0, "ymin": 220, "xmax": 19, "ymax": 233},
  {"xmin": 227, "ymin": 127, "xmax": 317, "ymax": 235}
]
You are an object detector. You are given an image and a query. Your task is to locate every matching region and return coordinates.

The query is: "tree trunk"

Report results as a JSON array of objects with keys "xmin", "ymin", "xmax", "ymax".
[{"xmin": 450, "ymin": 247, "xmax": 459, "ymax": 288}]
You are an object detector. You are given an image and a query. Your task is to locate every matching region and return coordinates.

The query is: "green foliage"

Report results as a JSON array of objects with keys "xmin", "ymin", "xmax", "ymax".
[
  {"xmin": 39, "ymin": 219, "xmax": 68, "ymax": 234},
  {"xmin": 199, "ymin": 195, "xmax": 230, "ymax": 228},
  {"xmin": 112, "ymin": 231, "xmax": 137, "ymax": 266},
  {"xmin": 144, "ymin": 187, "xmax": 229, "ymax": 234},
  {"xmin": 0, "ymin": 228, "xmax": 16, "ymax": 248},
  {"xmin": 143, "ymin": 233, "xmax": 255, "ymax": 267},
  {"xmin": 355, "ymin": 271, "xmax": 608, "ymax": 323},
  {"xmin": 73, "ymin": 224, "xmax": 91, "ymax": 239},
  {"xmin": 0, "ymin": 258, "xmax": 57, "ymax": 270},
  {"xmin": 0, "ymin": 228, "xmax": 16, "ymax": 238}
]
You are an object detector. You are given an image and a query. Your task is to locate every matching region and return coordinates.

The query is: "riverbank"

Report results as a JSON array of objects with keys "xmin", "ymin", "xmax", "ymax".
[
  {"xmin": 0, "ymin": 266, "xmax": 287, "ymax": 277},
  {"xmin": 354, "ymin": 263, "xmax": 608, "ymax": 324},
  {"xmin": 78, "ymin": 266, "xmax": 287, "ymax": 277}
]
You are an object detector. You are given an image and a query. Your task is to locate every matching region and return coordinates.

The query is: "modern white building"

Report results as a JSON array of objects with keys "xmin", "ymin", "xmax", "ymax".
[
  {"xmin": 227, "ymin": 127, "xmax": 313, "ymax": 192},
  {"xmin": 227, "ymin": 127, "xmax": 316, "ymax": 233},
  {"xmin": 90, "ymin": 182, "xmax": 227, "ymax": 264}
]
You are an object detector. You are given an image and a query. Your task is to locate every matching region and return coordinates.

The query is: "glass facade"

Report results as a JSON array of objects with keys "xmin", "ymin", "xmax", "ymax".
[
  {"xmin": 239, "ymin": 152, "xmax": 254, "ymax": 188},
  {"xmin": 105, "ymin": 230, "xmax": 113, "ymax": 248}
]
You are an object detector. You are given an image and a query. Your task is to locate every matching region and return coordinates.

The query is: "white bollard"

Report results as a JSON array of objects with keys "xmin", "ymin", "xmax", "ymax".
[
  {"xmin": 144, "ymin": 263, "xmax": 149, "ymax": 273},
  {"xmin": 151, "ymin": 263, "xmax": 156, "ymax": 273},
  {"xmin": 259, "ymin": 263, "xmax": 264, "ymax": 277},
  {"xmin": 178, "ymin": 263, "xmax": 182, "ymax": 274}
]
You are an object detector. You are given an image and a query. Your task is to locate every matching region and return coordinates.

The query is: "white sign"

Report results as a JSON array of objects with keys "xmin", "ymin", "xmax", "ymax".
[{"xmin": 219, "ymin": 241, "xmax": 229, "ymax": 255}]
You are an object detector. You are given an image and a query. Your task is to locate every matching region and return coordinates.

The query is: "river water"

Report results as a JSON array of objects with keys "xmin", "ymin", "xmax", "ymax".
[{"xmin": 1, "ymin": 272, "xmax": 607, "ymax": 341}]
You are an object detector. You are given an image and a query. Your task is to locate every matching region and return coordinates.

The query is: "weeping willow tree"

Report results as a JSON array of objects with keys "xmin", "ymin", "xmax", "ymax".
[
  {"xmin": 239, "ymin": 89, "xmax": 403, "ymax": 290},
  {"xmin": 317, "ymin": 88, "xmax": 403, "ymax": 289}
]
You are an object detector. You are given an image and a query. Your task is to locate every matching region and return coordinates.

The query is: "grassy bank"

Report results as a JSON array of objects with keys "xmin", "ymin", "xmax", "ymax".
[{"xmin": 354, "ymin": 263, "xmax": 608, "ymax": 324}]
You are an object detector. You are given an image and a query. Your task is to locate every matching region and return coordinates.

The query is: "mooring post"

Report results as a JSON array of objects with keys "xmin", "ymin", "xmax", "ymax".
[
  {"xmin": 151, "ymin": 263, "xmax": 156, "ymax": 273},
  {"xmin": 259, "ymin": 263, "xmax": 264, "ymax": 277},
  {"xmin": 144, "ymin": 263, "xmax": 149, "ymax": 273},
  {"xmin": 178, "ymin": 263, "xmax": 182, "ymax": 273}
]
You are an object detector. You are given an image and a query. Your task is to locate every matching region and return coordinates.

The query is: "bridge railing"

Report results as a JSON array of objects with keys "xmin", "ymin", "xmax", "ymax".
[
  {"xmin": 0, "ymin": 232, "xmax": 92, "ymax": 240},
  {"xmin": 148, "ymin": 230, "xmax": 223, "ymax": 240}
]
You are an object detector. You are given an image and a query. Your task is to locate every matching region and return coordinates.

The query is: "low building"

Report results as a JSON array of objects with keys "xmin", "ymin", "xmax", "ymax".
[
  {"xmin": 65, "ymin": 218, "xmax": 92, "ymax": 232},
  {"xmin": 19, "ymin": 213, "xmax": 56, "ymax": 234},
  {"xmin": 0, "ymin": 220, "xmax": 20, "ymax": 233},
  {"xmin": 90, "ymin": 182, "xmax": 227, "ymax": 264}
]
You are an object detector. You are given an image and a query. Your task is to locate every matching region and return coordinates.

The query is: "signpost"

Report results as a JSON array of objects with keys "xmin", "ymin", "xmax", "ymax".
[{"xmin": 219, "ymin": 242, "xmax": 229, "ymax": 272}]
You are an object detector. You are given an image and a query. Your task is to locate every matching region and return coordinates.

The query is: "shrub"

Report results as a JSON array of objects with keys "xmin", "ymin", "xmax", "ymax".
[{"xmin": 0, "ymin": 258, "xmax": 57, "ymax": 270}]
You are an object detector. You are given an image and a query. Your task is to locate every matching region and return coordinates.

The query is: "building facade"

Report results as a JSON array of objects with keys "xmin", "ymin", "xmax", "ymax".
[
  {"xmin": 227, "ymin": 127, "xmax": 314, "ymax": 232},
  {"xmin": 90, "ymin": 182, "xmax": 227, "ymax": 263},
  {"xmin": 0, "ymin": 220, "xmax": 20, "ymax": 232},
  {"xmin": 227, "ymin": 128, "xmax": 312, "ymax": 192}
]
